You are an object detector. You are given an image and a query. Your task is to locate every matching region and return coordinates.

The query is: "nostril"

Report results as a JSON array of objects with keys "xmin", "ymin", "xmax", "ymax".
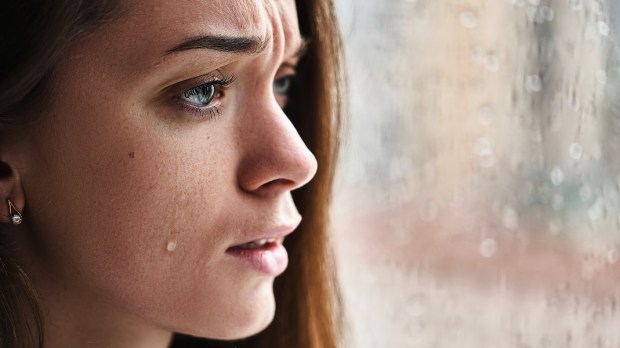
[{"xmin": 0, "ymin": 162, "xmax": 11, "ymax": 178}]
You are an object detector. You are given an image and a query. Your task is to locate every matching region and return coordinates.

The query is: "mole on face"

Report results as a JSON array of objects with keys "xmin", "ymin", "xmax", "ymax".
[{"xmin": 128, "ymin": 152, "xmax": 135, "ymax": 159}]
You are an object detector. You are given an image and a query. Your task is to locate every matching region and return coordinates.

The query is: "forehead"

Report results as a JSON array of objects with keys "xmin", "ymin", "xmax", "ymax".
[
  {"xmin": 115, "ymin": 0, "xmax": 299, "ymax": 49},
  {"xmin": 64, "ymin": 0, "xmax": 302, "ymax": 82}
]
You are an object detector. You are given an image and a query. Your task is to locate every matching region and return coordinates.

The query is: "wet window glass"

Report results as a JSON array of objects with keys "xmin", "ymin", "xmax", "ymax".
[{"xmin": 333, "ymin": 1, "xmax": 620, "ymax": 346}]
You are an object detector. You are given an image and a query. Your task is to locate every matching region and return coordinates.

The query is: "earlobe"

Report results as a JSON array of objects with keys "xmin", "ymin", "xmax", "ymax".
[
  {"xmin": 7, "ymin": 200, "xmax": 23, "ymax": 225},
  {"xmin": 0, "ymin": 161, "xmax": 26, "ymax": 225}
]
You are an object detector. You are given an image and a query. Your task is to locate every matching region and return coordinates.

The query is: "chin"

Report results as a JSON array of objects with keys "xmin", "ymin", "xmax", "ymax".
[{"xmin": 177, "ymin": 283, "xmax": 277, "ymax": 340}]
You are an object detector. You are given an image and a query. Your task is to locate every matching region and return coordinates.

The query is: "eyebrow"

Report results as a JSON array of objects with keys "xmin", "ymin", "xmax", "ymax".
[{"xmin": 165, "ymin": 35, "xmax": 271, "ymax": 55}]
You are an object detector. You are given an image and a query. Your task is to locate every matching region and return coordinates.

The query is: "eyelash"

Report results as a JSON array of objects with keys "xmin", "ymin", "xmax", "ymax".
[{"xmin": 175, "ymin": 72, "xmax": 237, "ymax": 120}]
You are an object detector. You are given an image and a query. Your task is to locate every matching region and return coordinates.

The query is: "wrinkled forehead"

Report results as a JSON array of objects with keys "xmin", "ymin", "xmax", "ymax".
[{"xmin": 121, "ymin": 0, "xmax": 300, "ymax": 50}]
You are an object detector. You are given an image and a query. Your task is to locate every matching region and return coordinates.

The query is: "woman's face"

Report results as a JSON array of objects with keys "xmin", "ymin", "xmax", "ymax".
[{"xmin": 14, "ymin": 0, "xmax": 316, "ymax": 340}]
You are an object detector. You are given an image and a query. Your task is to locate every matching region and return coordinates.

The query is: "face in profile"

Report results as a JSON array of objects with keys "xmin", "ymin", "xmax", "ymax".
[{"xmin": 13, "ymin": 0, "xmax": 317, "ymax": 340}]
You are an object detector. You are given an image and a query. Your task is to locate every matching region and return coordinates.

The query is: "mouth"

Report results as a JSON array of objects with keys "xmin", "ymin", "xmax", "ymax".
[
  {"xmin": 228, "ymin": 237, "xmax": 284, "ymax": 251},
  {"xmin": 226, "ymin": 224, "xmax": 299, "ymax": 276}
]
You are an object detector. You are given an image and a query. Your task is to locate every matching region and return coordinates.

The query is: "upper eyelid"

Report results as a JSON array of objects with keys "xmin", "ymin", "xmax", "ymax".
[{"xmin": 165, "ymin": 72, "xmax": 234, "ymax": 98}]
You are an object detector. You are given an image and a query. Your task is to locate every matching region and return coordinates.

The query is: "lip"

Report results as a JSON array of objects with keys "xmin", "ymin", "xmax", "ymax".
[{"xmin": 226, "ymin": 220, "xmax": 301, "ymax": 276}]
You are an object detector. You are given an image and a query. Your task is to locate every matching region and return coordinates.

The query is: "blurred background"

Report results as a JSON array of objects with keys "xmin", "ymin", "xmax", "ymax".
[{"xmin": 331, "ymin": 0, "xmax": 620, "ymax": 347}]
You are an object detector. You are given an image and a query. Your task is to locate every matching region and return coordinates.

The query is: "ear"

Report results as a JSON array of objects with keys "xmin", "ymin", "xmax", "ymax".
[{"xmin": 0, "ymin": 160, "xmax": 26, "ymax": 224}]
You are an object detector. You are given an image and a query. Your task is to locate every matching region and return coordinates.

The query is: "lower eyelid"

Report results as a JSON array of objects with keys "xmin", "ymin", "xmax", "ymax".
[{"xmin": 177, "ymin": 101, "xmax": 223, "ymax": 121}]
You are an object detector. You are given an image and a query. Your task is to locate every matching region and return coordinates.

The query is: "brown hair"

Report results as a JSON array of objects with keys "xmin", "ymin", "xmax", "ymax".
[{"xmin": 0, "ymin": 1, "xmax": 343, "ymax": 347}]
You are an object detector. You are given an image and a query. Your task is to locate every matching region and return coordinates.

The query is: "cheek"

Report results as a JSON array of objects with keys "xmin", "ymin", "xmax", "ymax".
[{"xmin": 22, "ymin": 96, "xmax": 239, "ymax": 321}]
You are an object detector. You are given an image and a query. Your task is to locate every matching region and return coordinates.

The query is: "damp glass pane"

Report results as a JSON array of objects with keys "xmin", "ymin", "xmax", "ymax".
[{"xmin": 332, "ymin": 1, "xmax": 620, "ymax": 347}]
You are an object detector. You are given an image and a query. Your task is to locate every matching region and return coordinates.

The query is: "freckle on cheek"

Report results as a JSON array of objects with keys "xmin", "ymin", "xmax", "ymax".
[{"xmin": 128, "ymin": 152, "xmax": 135, "ymax": 159}]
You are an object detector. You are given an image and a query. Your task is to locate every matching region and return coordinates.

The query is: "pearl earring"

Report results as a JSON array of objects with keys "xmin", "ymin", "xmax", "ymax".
[{"xmin": 7, "ymin": 200, "xmax": 22, "ymax": 225}]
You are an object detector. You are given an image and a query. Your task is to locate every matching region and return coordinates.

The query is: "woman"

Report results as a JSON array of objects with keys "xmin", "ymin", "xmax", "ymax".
[{"xmin": 0, "ymin": 0, "xmax": 343, "ymax": 347}]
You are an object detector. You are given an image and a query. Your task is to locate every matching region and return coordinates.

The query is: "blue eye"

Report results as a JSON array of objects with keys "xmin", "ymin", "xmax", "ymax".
[
  {"xmin": 273, "ymin": 76, "xmax": 294, "ymax": 96},
  {"xmin": 181, "ymin": 84, "xmax": 216, "ymax": 107}
]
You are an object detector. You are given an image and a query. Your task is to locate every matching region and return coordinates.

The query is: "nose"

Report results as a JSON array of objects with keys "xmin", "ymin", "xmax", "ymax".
[{"xmin": 236, "ymin": 96, "xmax": 318, "ymax": 196}]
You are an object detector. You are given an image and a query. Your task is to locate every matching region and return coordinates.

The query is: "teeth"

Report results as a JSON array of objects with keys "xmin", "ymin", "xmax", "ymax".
[{"xmin": 239, "ymin": 238, "xmax": 277, "ymax": 249}]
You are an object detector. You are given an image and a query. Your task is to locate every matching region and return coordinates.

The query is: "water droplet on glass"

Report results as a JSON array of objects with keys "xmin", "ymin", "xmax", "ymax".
[
  {"xmin": 569, "ymin": 142, "xmax": 583, "ymax": 160},
  {"xmin": 167, "ymin": 240, "xmax": 177, "ymax": 252},
  {"xmin": 528, "ymin": 0, "xmax": 540, "ymax": 6},
  {"xmin": 598, "ymin": 21, "xmax": 609, "ymax": 36},
  {"xmin": 526, "ymin": 7, "xmax": 538, "ymax": 22},
  {"xmin": 569, "ymin": 0, "xmax": 583, "ymax": 11},
  {"xmin": 526, "ymin": 74, "xmax": 542, "ymax": 92},
  {"xmin": 502, "ymin": 206, "xmax": 519, "ymax": 230},
  {"xmin": 460, "ymin": 11, "xmax": 478, "ymax": 29},
  {"xmin": 588, "ymin": 203, "xmax": 603, "ymax": 221},
  {"xmin": 479, "ymin": 238, "xmax": 498, "ymax": 258},
  {"xmin": 475, "ymin": 137, "xmax": 492, "ymax": 155},
  {"xmin": 550, "ymin": 167, "xmax": 564, "ymax": 186},
  {"xmin": 541, "ymin": 6, "xmax": 554, "ymax": 21},
  {"xmin": 475, "ymin": 138, "xmax": 495, "ymax": 168}
]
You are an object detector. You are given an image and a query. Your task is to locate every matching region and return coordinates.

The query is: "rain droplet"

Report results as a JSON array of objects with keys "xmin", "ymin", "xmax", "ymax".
[
  {"xmin": 502, "ymin": 206, "xmax": 519, "ymax": 230},
  {"xmin": 167, "ymin": 240, "xmax": 177, "ymax": 252},
  {"xmin": 526, "ymin": 7, "xmax": 539, "ymax": 22},
  {"xmin": 598, "ymin": 21, "xmax": 609, "ymax": 36},
  {"xmin": 526, "ymin": 74, "xmax": 542, "ymax": 92},
  {"xmin": 541, "ymin": 6, "xmax": 554, "ymax": 21},
  {"xmin": 479, "ymin": 238, "xmax": 498, "ymax": 258},
  {"xmin": 550, "ymin": 167, "xmax": 564, "ymax": 186},
  {"xmin": 592, "ymin": 1, "xmax": 603, "ymax": 14},
  {"xmin": 459, "ymin": 11, "xmax": 478, "ymax": 29},
  {"xmin": 569, "ymin": 142, "xmax": 583, "ymax": 160},
  {"xmin": 569, "ymin": 0, "xmax": 583, "ymax": 11},
  {"xmin": 588, "ymin": 203, "xmax": 602, "ymax": 221},
  {"xmin": 474, "ymin": 137, "xmax": 492, "ymax": 155}
]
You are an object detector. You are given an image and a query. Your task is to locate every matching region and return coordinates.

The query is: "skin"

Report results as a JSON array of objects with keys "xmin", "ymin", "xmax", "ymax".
[{"xmin": 0, "ymin": 0, "xmax": 317, "ymax": 347}]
